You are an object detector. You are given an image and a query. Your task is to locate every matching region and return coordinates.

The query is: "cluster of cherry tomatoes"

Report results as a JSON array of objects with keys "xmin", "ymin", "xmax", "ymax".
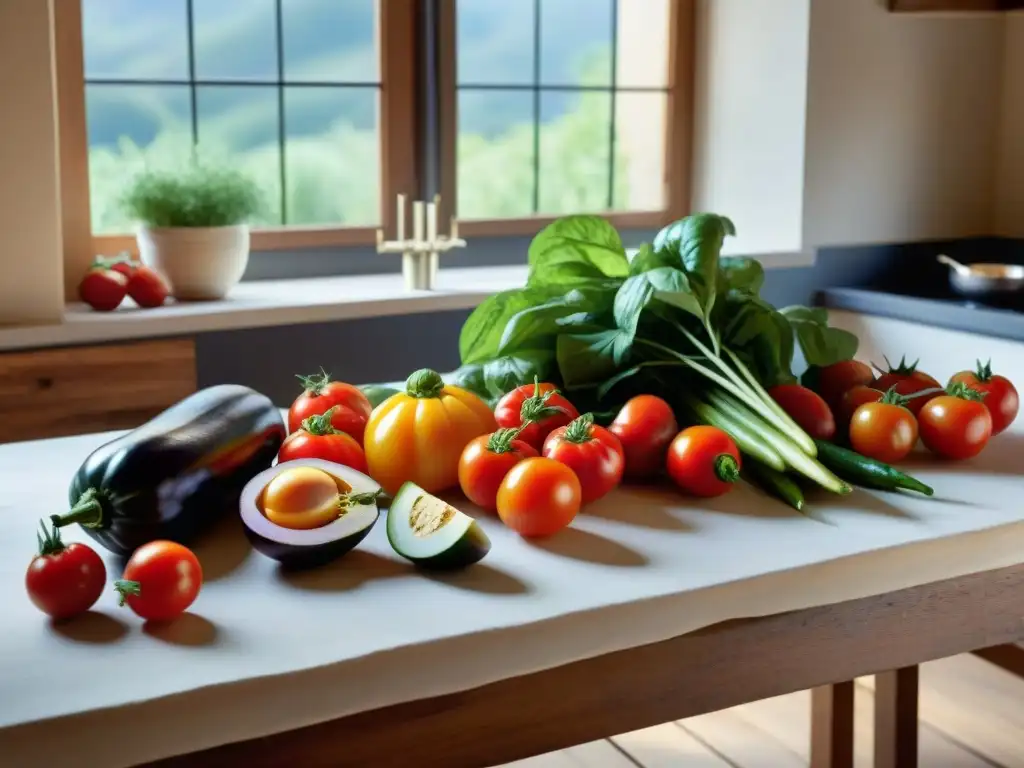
[
  {"xmin": 457, "ymin": 383, "xmax": 742, "ymax": 538},
  {"xmin": 778, "ymin": 357, "xmax": 1019, "ymax": 465},
  {"xmin": 26, "ymin": 523, "xmax": 202, "ymax": 624},
  {"xmin": 78, "ymin": 254, "xmax": 169, "ymax": 312}
]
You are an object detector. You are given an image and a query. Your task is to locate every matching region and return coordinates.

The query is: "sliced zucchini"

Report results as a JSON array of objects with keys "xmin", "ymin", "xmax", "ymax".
[{"xmin": 386, "ymin": 482, "xmax": 491, "ymax": 570}]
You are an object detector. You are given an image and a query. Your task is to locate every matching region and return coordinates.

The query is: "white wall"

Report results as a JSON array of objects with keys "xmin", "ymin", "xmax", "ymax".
[
  {"xmin": 803, "ymin": 0, "xmax": 1003, "ymax": 247},
  {"xmin": 693, "ymin": 0, "xmax": 1005, "ymax": 253},
  {"xmin": 691, "ymin": 0, "xmax": 811, "ymax": 256},
  {"xmin": 0, "ymin": 0, "xmax": 64, "ymax": 325},
  {"xmin": 995, "ymin": 13, "xmax": 1024, "ymax": 237}
]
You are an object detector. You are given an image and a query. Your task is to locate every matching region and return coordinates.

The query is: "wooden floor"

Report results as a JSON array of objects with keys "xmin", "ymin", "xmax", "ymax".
[{"xmin": 497, "ymin": 654, "xmax": 1024, "ymax": 767}]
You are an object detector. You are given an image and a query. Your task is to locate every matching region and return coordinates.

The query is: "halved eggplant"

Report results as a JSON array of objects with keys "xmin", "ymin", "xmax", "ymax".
[
  {"xmin": 386, "ymin": 482, "xmax": 491, "ymax": 570},
  {"xmin": 239, "ymin": 458, "xmax": 381, "ymax": 569}
]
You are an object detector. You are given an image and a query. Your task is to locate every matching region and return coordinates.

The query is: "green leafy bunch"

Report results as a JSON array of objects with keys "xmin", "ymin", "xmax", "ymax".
[
  {"xmin": 119, "ymin": 163, "xmax": 264, "ymax": 228},
  {"xmin": 446, "ymin": 214, "xmax": 858, "ymax": 416}
]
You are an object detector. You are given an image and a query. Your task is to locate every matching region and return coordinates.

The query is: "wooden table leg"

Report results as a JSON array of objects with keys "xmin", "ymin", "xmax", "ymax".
[
  {"xmin": 810, "ymin": 681, "xmax": 855, "ymax": 768},
  {"xmin": 874, "ymin": 666, "xmax": 919, "ymax": 768}
]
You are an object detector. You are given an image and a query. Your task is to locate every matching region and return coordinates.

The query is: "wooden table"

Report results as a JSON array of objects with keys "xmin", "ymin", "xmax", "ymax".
[
  {"xmin": 139, "ymin": 562, "xmax": 1024, "ymax": 768},
  {"xmin": 3, "ymin": 425, "xmax": 1024, "ymax": 768}
]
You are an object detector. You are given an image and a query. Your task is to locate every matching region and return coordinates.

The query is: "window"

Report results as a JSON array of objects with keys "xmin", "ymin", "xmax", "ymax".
[
  {"xmin": 55, "ymin": 0, "xmax": 691, "ymax": 261},
  {"xmin": 56, "ymin": 0, "xmax": 416, "ymax": 254}
]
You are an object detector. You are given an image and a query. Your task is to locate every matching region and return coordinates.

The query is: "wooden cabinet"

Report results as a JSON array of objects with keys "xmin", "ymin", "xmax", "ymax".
[
  {"xmin": 890, "ymin": 0, "xmax": 1024, "ymax": 10},
  {"xmin": 0, "ymin": 338, "xmax": 197, "ymax": 443}
]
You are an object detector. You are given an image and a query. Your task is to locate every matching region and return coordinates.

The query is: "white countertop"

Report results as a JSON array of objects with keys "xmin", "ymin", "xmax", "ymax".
[
  {"xmin": 2, "ymin": 424, "xmax": 1024, "ymax": 767},
  {"xmin": 0, "ymin": 266, "xmax": 529, "ymax": 352}
]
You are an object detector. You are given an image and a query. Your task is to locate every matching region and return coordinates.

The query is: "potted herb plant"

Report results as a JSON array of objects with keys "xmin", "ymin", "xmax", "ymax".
[{"xmin": 120, "ymin": 165, "xmax": 263, "ymax": 301}]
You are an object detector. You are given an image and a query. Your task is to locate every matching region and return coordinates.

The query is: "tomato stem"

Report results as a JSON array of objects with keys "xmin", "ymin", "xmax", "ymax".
[
  {"xmin": 487, "ymin": 427, "xmax": 524, "ymax": 454},
  {"xmin": 50, "ymin": 488, "xmax": 107, "ymax": 531},
  {"xmin": 946, "ymin": 381, "xmax": 987, "ymax": 402},
  {"xmin": 562, "ymin": 413, "xmax": 595, "ymax": 443},
  {"xmin": 35, "ymin": 520, "xmax": 67, "ymax": 557},
  {"xmin": 975, "ymin": 358, "xmax": 994, "ymax": 383},
  {"xmin": 518, "ymin": 377, "xmax": 571, "ymax": 426},
  {"xmin": 113, "ymin": 579, "xmax": 141, "ymax": 608},
  {"xmin": 714, "ymin": 454, "xmax": 740, "ymax": 484},
  {"xmin": 406, "ymin": 368, "xmax": 445, "ymax": 399},
  {"xmin": 301, "ymin": 406, "xmax": 340, "ymax": 436},
  {"xmin": 295, "ymin": 368, "xmax": 332, "ymax": 396},
  {"xmin": 873, "ymin": 354, "xmax": 920, "ymax": 377}
]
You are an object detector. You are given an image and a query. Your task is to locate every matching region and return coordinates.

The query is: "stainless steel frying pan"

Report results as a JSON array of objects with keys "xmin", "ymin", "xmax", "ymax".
[{"xmin": 936, "ymin": 254, "xmax": 1024, "ymax": 301}]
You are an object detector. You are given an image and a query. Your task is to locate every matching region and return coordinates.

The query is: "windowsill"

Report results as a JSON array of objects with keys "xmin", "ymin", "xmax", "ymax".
[{"xmin": 0, "ymin": 252, "xmax": 814, "ymax": 353}]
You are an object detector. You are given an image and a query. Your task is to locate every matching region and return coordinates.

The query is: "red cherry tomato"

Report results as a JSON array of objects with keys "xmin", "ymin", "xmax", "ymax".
[
  {"xmin": 278, "ymin": 407, "xmax": 368, "ymax": 472},
  {"xmin": 79, "ymin": 268, "xmax": 128, "ymax": 311},
  {"xmin": 494, "ymin": 379, "xmax": 579, "ymax": 450},
  {"xmin": 802, "ymin": 359, "xmax": 874, "ymax": 411},
  {"xmin": 458, "ymin": 430, "xmax": 539, "ymax": 512},
  {"xmin": 849, "ymin": 396, "xmax": 919, "ymax": 464},
  {"xmin": 542, "ymin": 414, "xmax": 624, "ymax": 504},
  {"xmin": 918, "ymin": 383, "xmax": 993, "ymax": 460},
  {"xmin": 872, "ymin": 356, "xmax": 942, "ymax": 416},
  {"xmin": 838, "ymin": 385, "xmax": 884, "ymax": 433},
  {"xmin": 288, "ymin": 369, "xmax": 372, "ymax": 444},
  {"xmin": 496, "ymin": 457, "xmax": 581, "ymax": 538},
  {"xmin": 949, "ymin": 359, "xmax": 1018, "ymax": 435},
  {"xmin": 666, "ymin": 426, "xmax": 741, "ymax": 498},
  {"xmin": 127, "ymin": 265, "xmax": 169, "ymax": 308},
  {"xmin": 608, "ymin": 395, "xmax": 679, "ymax": 482},
  {"xmin": 93, "ymin": 254, "xmax": 138, "ymax": 278},
  {"xmin": 115, "ymin": 541, "xmax": 202, "ymax": 622},
  {"xmin": 767, "ymin": 384, "xmax": 836, "ymax": 440},
  {"xmin": 25, "ymin": 521, "xmax": 106, "ymax": 620}
]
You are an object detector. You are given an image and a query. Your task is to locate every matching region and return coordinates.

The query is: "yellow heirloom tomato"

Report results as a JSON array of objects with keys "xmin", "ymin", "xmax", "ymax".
[{"xmin": 364, "ymin": 368, "xmax": 496, "ymax": 495}]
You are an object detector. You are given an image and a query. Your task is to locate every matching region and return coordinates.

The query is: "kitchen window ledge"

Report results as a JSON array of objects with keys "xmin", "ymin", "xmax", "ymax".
[{"xmin": 0, "ymin": 252, "xmax": 814, "ymax": 353}]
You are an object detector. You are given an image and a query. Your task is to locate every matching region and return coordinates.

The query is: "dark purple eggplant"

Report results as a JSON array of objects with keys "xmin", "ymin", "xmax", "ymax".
[{"xmin": 51, "ymin": 384, "xmax": 286, "ymax": 557}]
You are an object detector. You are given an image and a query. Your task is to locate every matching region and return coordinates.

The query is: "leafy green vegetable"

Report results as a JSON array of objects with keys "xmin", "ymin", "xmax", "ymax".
[
  {"xmin": 719, "ymin": 256, "xmax": 765, "ymax": 294},
  {"xmin": 781, "ymin": 306, "xmax": 859, "ymax": 367},
  {"xmin": 628, "ymin": 243, "xmax": 677, "ymax": 275},
  {"xmin": 497, "ymin": 285, "xmax": 615, "ymax": 356},
  {"xmin": 527, "ymin": 215, "xmax": 630, "ymax": 286},
  {"xmin": 459, "ymin": 287, "xmax": 555, "ymax": 364}
]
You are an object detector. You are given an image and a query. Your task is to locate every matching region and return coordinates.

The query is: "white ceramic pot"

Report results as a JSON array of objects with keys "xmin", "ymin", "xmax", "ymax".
[{"xmin": 136, "ymin": 224, "xmax": 250, "ymax": 301}]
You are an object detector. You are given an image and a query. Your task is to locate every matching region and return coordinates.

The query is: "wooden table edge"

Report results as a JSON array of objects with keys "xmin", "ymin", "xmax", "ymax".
[{"xmin": 141, "ymin": 561, "xmax": 1024, "ymax": 768}]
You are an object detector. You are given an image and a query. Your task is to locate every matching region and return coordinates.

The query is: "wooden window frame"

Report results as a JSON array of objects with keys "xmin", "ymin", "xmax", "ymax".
[
  {"xmin": 54, "ymin": 0, "xmax": 419, "ymax": 296},
  {"xmin": 436, "ymin": 0, "xmax": 695, "ymax": 239},
  {"xmin": 889, "ymin": 0, "xmax": 1024, "ymax": 9}
]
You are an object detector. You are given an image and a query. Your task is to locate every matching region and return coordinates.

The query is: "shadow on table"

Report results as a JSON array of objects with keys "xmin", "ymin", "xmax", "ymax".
[
  {"xmin": 50, "ymin": 610, "xmax": 129, "ymax": 644},
  {"xmin": 143, "ymin": 612, "xmax": 219, "ymax": 647},
  {"xmin": 896, "ymin": 431, "xmax": 1024, "ymax": 476},
  {"xmin": 425, "ymin": 563, "xmax": 531, "ymax": 596},
  {"xmin": 276, "ymin": 549, "xmax": 410, "ymax": 592},
  {"xmin": 191, "ymin": 513, "xmax": 253, "ymax": 582},
  {"xmin": 807, "ymin": 486, "xmax": 922, "ymax": 522},
  {"xmin": 529, "ymin": 527, "xmax": 648, "ymax": 568},
  {"xmin": 583, "ymin": 487, "xmax": 694, "ymax": 531}
]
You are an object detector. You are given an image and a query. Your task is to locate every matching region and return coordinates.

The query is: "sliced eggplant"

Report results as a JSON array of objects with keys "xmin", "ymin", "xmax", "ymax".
[
  {"xmin": 239, "ymin": 458, "xmax": 381, "ymax": 569},
  {"xmin": 386, "ymin": 482, "xmax": 491, "ymax": 570}
]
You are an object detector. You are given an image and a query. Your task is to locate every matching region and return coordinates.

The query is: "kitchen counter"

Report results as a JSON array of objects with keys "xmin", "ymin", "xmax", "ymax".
[
  {"xmin": 819, "ymin": 286, "xmax": 1024, "ymax": 343},
  {"xmin": 0, "ymin": 266, "xmax": 529, "ymax": 352},
  {"xmin": 3, "ymin": 423, "xmax": 1024, "ymax": 767}
]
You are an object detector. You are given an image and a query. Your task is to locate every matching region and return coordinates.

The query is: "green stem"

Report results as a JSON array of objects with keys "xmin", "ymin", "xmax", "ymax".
[
  {"xmin": 487, "ymin": 427, "xmax": 525, "ymax": 454},
  {"xmin": 682, "ymin": 395, "xmax": 785, "ymax": 471},
  {"xmin": 714, "ymin": 454, "xmax": 740, "ymax": 484},
  {"xmin": 113, "ymin": 579, "xmax": 141, "ymax": 607},
  {"xmin": 519, "ymin": 377, "xmax": 571, "ymax": 425},
  {"xmin": 562, "ymin": 413, "xmax": 595, "ymax": 443},
  {"xmin": 36, "ymin": 520, "xmax": 67, "ymax": 557},
  {"xmin": 50, "ymin": 489, "xmax": 107, "ymax": 530},
  {"xmin": 406, "ymin": 368, "xmax": 445, "ymax": 399},
  {"xmin": 295, "ymin": 368, "xmax": 332, "ymax": 395},
  {"xmin": 301, "ymin": 406, "xmax": 340, "ymax": 435}
]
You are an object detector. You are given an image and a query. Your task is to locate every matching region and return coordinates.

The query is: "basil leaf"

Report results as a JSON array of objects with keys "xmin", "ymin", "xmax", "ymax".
[
  {"xmin": 556, "ymin": 329, "xmax": 633, "ymax": 389},
  {"xmin": 528, "ymin": 215, "xmax": 629, "ymax": 286},
  {"xmin": 653, "ymin": 213, "xmax": 736, "ymax": 319},
  {"xmin": 628, "ymin": 243, "xmax": 677, "ymax": 275},
  {"xmin": 498, "ymin": 285, "xmax": 617, "ymax": 356},
  {"xmin": 480, "ymin": 350, "xmax": 556, "ymax": 400},
  {"xmin": 719, "ymin": 256, "xmax": 765, "ymax": 295},
  {"xmin": 781, "ymin": 306, "xmax": 859, "ymax": 367},
  {"xmin": 459, "ymin": 287, "xmax": 555, "ymax": 364}
]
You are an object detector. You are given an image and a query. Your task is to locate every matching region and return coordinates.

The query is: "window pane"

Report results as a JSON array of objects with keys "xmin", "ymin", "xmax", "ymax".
[
  {"xmin": 613, "ymin": 92, "xmax": 666, "ymax": 211},
  {"xmin": 537, "ymin": 90, "xmax": 610, "ymax": 215},
  {"xmin": 82, "ymin": 0, "xmax": 189, "ymax": 80},
  {"xmin": 615, "ymin": 0, "xmax": 671, "ymax": 88},
  {"xmin": 458, "ymin": 90, "xmax": 535, "ymax": 219},
  {"xmin": 85, "ymin": 85, "xmax": 192, "ymax": 233},
  {"xmin": 194, "ymin": 0, "xmax": 278, "ymax": 82},
  {"xmin": 196, "ymin": 86, "xmax": 282, "ymax": 225},
  {"xmin": 281, "ymin": 0, "xmax": 377, "ymax": 83},
  {"xmin": 457, "ymin": 0, "xmax": 534, "ymax": 85},
  {"xmin": 284, "ymin": 88, "xmax": 379, "ymax": 226},
  {"xmin": 539, "ymin": 0, "xmax": 613, "ymax": 87}
]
